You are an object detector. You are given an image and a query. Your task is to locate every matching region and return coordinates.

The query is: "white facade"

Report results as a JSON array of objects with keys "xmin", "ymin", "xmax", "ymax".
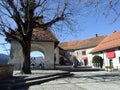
[
  {"xmin": 71, "ymin": 47, "xmax": 94, "ymax": 66},
  {"xmin": 114, "ymin": 49, "xmax": 120, "ymax": 69},
  {"xmin": 55, "ymin": 47, "xmax": 59, "ymax": 65},
  {"xmin": 70, "ymin": 47, "xmax": 120, "ymax": 69},
  {"xmin": 92, "ymin": 48, "xmax": 120, "ymax": 70}
]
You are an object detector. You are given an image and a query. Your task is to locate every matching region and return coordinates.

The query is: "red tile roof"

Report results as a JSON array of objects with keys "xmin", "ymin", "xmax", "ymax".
[
  {"xmin": 6, "ymin": 28, "xmax": 59, "ymax": 43},
  {"xmin": 59, "ymin": 35, "xmax": 106, "ymax": 50},
  {"xmin": 59, "ymin": 40, "xmax": 79, "ymax": 50},
  {"xmin": 32, "ymin": 28, "xmax": 59, "ymax": 42},
  {"xmin": 91, "ymin": 31, "xmax": 120, "ymax": 53}
]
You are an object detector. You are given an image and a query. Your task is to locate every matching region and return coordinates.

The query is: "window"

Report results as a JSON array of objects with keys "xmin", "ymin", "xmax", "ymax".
[{"xmin": 82, "ymin": 51, "xmax": 86, "ymax": 55}]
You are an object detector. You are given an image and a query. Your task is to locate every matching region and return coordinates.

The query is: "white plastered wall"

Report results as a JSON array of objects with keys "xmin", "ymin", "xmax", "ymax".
[{"xmin": 9, "ymin": 41, "xmax": 55, "ymax": 70}]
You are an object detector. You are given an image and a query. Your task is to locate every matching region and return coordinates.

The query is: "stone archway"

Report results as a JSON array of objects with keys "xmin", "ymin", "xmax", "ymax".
[
  {"xmin": 8, "ymin": 28, "xmax": 59, "ymax": 70},
  {"xmin": 8, "ymin": 41, "xmax": 56, "ymax": 70},
  {"xmin": 31, "ymin": 42, "xmax": 55, "ymax": 69}
]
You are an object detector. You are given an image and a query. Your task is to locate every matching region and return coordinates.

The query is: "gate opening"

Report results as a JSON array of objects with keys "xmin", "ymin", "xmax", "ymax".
[{"xmin": 30, "ymin": 51, "xmax": 45, "ymax": 69}]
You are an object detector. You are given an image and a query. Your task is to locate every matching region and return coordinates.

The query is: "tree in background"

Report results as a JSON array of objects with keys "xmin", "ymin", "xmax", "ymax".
[
  {"xmin": 92, "ymin": 55, "xmax": 103, "ymax": 68},
  {"xmin": 0, "ymin": 0, "xmax": 82, "ymax": 74}
]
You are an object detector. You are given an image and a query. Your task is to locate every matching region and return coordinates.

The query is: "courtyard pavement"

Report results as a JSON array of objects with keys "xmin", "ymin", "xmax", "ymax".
[{"xmin": 17, "ymin": 70, "xmax": 120, "ymax": 90}]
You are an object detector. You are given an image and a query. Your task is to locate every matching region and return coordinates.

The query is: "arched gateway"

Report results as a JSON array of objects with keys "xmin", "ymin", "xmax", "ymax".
[{"xmin": 8, "ymin": 28, "xmax": 59, "ymax": 70}]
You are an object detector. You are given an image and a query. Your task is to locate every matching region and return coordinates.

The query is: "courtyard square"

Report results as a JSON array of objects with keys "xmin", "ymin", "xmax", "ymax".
[{"xmin": 19, "ymin": 71, "xmax": 120, "ymax": 90}]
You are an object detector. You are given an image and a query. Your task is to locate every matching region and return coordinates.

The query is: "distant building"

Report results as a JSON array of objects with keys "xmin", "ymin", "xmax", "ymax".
[
  {"xmin": 57, "ymin": 35, "xmax": 106, "ymax": 66},
  {"xmin": 30, "ymin": 57, "xmax": 44, "ymax": 69},
  {"xmin": 91, "ymin": 30, "xmax": 120, "ymax": 70}
]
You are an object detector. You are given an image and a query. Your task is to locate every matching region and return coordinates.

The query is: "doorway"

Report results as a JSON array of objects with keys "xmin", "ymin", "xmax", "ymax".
[
  {"xmin": 30, "ymin": 51, "xmax": 45, "ymax": 69},
  {"xmin": 109, "ymin": 59, "xmax": 113, "ymax": 68}
]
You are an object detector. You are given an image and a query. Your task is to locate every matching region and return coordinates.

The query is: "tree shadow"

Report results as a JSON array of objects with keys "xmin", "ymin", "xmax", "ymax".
[
  {"xmin": 72, "ymin": 72, "xmax": 120, "ymax": 82},
  {"xmin": 0, "ymin": 75, "xmax": 29, "ymax": 90}
]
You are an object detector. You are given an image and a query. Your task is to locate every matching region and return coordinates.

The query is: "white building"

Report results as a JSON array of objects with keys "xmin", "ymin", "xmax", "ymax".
[
  {"xmin": 91, "ymin": 31, "xmax": 120, "ymax": 70},
  {"xmin": 58, "ymin": 35, "xmax": 106, "ymax": 66}
]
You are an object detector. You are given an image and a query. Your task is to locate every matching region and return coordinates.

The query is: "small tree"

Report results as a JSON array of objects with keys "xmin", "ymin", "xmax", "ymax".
[{"xmin": 92, "ymin": 56, "xmax": 103, "ymax": 68}]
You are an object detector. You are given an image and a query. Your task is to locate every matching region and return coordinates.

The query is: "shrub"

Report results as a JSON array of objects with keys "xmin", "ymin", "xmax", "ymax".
[
  {"xmin": 92, "ymin": 56, "xmax": 102, "ymax": 63},
  {"xmin": 92, "ymin": 56, "xmax": 103, "ymax": 68}
]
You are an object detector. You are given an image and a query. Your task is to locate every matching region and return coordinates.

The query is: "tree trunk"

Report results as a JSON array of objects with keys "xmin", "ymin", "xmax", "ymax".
[
  {"xmin": 21, "ymin": 2, "xmax": 34, "ymax": 74},
  {"xmin": 21, "ymin": 39, "xmax": 31, "ymax": 74}
]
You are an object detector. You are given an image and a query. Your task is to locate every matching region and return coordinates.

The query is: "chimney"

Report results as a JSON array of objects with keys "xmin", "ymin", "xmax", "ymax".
[
  {"xmin": 113, "ymin": 30, "xmax": 117, "ymax": 33},
  {"xmin": 95, "ymin": 34, "xmax": 98, "ymax": 37}
]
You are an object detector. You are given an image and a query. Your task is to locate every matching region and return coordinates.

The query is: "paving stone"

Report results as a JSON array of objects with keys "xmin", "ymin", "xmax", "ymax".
[{"xmin": 26, "ymin": 71, "xmax": 120, "ymax": 90}]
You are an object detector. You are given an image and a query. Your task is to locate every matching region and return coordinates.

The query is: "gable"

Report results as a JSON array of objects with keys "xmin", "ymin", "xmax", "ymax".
[
  {"xmin": 91, "ymin": 31, "xmax": 120, "ymax": 53},
  {"xmin": 32, "ymin": 28, "xmax": 59, "ymax": 43}
]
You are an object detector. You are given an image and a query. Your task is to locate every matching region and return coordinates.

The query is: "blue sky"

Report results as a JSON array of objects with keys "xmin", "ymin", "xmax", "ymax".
[
  {"xmin": 0, "ymin": 13, "xmax": 120, "ymax": 55},
  {"xmin": 0, "ymin": 36, "xmax": 10, "ymax": 55},
  {"xmin": 81, "ymin": 15, "xmax": 120, "ymax": 39},
  {"xmin": 0, "ymin": 1, "xmax": 120, "ymax": 55},
  {"xmin": 58, "ymin": 12, "xmax": 120, "ymax": 42}
]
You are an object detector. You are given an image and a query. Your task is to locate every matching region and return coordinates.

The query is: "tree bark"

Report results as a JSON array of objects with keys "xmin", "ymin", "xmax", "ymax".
[
  {"xmin": 21, "ymin": 36, "xmax": 32, "ymax": 74},
  {"xmin": 21, "ymin": 1, "xmax": 34, "ymax": 74}
]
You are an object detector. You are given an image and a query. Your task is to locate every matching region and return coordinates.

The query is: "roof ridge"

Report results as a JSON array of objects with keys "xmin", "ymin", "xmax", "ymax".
[
  {"xmin": 91, "ymin": 30, "xmax": 120, "ymax": 53},
  {"xmin": 60, "ymin": 35, "xmax": 106, "ymax": 43},
  {"xmin": 59, "ymin": 35, "xmax": 106, "ymax": 50},
  {"xmin": 32, "ymin": 28, "xmax": 59, "ymax": 42}
]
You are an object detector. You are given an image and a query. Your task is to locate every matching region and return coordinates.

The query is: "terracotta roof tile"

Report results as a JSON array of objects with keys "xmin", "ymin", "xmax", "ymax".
[
  {"xmin": 59, "ymin": 40, "xmax": 79, "ymax": 50},
  {"xmin": 91, "ymin": 31, "xmax": 120, "ymax": 53},
  {"xmin": 32, "ymin": 28, "xmax": 59, "ymax": 42},
  {"xmin": 75, "ymin": 35, "xmax": 106, "ymax": 49},
  {"xmin": 59, "ymin": 35, "xmax": 106, "ymax": 50}
]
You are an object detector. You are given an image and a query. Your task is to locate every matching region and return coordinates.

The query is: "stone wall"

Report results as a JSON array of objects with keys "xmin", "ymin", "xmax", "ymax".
[
  {"xmin": 8, "ymin": 41, "xmax": 23, "ymax": 70},
  {"xmin": 55, "ymin": 47, "xmax": 59, "ymax": 65},
  {"xmin": 8, "ymin": 41, "xmax": 55, "ymax": 70}
]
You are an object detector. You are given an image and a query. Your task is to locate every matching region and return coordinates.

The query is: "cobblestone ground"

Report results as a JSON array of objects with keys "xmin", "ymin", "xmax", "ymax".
[{"xmin": 19, "ymin": 71, "xmax": 120, "ymax": 90}]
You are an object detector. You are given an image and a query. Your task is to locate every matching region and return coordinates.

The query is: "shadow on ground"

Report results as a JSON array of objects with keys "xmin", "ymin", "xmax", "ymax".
[
  {"xmin": 72, "ymin": 72, "xmax": 120, "ymax": 83},
  {"xmin": 0, "ymin": 70, "xmax": 73, "ymax": 90}
]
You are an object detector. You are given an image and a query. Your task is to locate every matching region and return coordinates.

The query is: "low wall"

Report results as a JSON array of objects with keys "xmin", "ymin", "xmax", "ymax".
[{"xmin": 0, "ymin": 64, "xmax": 14, "ymax": 79}]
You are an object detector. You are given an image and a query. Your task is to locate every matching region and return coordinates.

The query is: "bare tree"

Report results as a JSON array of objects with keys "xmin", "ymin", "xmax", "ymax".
[
  {"xmin": 81, "ymin": 0, "xmax": 120, "ymax": 23},
  {"xmin": 102, "ymin": 0, "xmax": 120, "ymax": 23},
  {"xmin": 0, "ymin": 0, "xmax": 81, "ymax": 74}
]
